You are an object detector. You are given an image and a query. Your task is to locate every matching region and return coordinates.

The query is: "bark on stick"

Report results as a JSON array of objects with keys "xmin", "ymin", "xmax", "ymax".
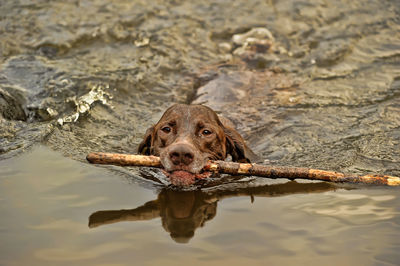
[{"xmin": 86, "ymin": 152, "xmax": 400, "ymax": 186}]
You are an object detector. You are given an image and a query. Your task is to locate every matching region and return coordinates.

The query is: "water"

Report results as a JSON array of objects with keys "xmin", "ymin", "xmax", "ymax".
[
  {"xmin": 1, "ymin": 0, "xmax": 400, "ymax": 265},
  {"xmin": 1, "ymin": 146, "xmax": 399, "ymax": 265}
]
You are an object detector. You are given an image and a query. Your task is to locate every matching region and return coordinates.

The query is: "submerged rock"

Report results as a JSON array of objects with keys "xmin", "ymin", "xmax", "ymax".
[
  {"xmin": 0, "ymin": 55, "xmax": 58, "ymax": 121},
  {"xmin": 0, "ymin": 86, "xmax": 27, "ymax": 121},
  {"xmin": 232, "ymin": 27, "xmax": 275, "ymax": 46},
  {"xmin": 219, "ymin": 27, "xmax": 289, "ymax": 70}
]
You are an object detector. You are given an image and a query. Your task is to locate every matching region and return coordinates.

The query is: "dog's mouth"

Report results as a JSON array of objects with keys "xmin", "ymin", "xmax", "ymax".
[{"xmin": 162, "ymin": 170, "xmax": 211, "ymax": 186}]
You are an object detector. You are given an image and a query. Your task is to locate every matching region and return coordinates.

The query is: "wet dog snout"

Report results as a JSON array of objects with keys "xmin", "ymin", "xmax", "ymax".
[{"xmin": 169, "ymin": 144, "xmax": 195, "ymax": 166}]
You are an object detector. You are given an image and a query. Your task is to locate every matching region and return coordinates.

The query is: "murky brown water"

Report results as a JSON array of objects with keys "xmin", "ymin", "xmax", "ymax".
[
  {"xmin": 1, "ymin": 0, "xmax": 400, "ymax": 265},
  {"xmin": 1, "ymin": 146, "xmax": 400, "ymax": 265}
]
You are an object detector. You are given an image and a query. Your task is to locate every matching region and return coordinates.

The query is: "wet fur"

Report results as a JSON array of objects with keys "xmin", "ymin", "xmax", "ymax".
[{"xmin": 138, "ymin": 104, "xmax": 258, "ymax": 174}]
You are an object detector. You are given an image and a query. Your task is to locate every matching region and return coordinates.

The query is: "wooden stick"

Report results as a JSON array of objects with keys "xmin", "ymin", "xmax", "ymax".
[
  {"xmin": 87, "ymin": 152, "xmax": 162, "ymax": 167},
  {"xmin": 86, "ymin": 152, "xmax": 400, "ymax": 186}
]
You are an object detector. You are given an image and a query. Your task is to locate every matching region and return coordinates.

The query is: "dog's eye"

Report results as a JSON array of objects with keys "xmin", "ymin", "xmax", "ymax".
[
  {"xmin": 202, "ymin": 129, "xmax": 212, "ymax": 136},
  {"xmin": 161, "ymin": 126, "xmax": 171, "ymax": 133}
]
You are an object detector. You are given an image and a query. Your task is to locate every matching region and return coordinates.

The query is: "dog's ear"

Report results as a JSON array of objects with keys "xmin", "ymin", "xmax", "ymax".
[
  {"xmin": 224, "ymin": 126, "xmax": 259, "ymax": 163},
  {"xmin": 138, "ymin": 126, "xmax": 155, "ymax": 155}
]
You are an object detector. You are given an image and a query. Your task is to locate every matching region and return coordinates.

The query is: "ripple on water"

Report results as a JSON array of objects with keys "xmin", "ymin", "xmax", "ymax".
[{"xmin": 295, "ymin": 191, "xmax": 398, "ymax": 224}]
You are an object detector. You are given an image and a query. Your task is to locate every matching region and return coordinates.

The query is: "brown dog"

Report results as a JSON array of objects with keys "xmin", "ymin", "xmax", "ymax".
[{"xmin": 138, "ymin": 104, "xmax": 257, "ymax": 186}]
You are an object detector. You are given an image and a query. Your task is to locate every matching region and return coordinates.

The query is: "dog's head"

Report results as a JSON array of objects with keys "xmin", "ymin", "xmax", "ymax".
[{"xmin": 138, "ymin": 104, "xmax": 256, "ymax": 186}]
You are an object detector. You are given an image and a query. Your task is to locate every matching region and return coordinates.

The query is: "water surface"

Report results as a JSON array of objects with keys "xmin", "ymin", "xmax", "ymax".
[{"xmin": 1, "ymin": 146, "xmax": 399, "ymax": 265}]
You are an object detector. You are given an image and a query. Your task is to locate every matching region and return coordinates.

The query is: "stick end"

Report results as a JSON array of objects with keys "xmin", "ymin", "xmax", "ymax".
[
  {"xmin": 387, "ymin": 176, "xmax": 400, "ymax": 186},
  {"xmin": 86, "ymin": 152, "xmax": 99, "ymax": 163}
]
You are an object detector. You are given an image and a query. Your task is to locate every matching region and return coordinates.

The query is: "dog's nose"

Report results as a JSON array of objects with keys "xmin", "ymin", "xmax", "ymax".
[{"xmin": 169, "ymin": 144, "xmax": 195, "ymax": 166}]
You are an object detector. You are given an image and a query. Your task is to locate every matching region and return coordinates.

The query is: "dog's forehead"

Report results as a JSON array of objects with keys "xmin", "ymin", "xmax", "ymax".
[{"xmin": 160, "ymin": 104, "xmax": 220, "ymax": 124}]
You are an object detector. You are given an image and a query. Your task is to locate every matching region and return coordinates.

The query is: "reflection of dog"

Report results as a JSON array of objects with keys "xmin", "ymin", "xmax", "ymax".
[
  {"xmin": 89, "ymin": 189, "xmax": 216, "ymax": 243},
  {"xmin": 89, "ymin": 181, "xmax": 337, "ymax": 243},
  {"xmin": 159, "ymin": 190, "xmax": 217, "ymax": 243},
  {"xmin": 138, "ymin": 104, "xmax": 258, "ymax": 186}
]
